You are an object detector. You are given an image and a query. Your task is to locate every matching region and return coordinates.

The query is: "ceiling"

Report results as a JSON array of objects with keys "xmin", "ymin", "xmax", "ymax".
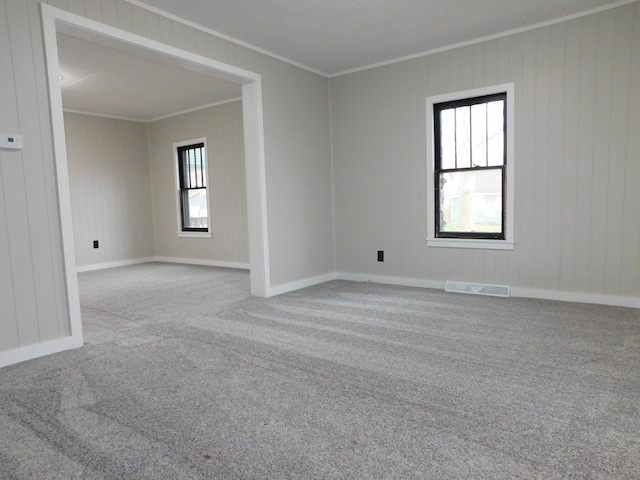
[
  {"xmin": 128, "ymin": 0, "xmax": 633, "ymax": 75},
  {"xmin": 57, "ymin": 34, "xmax": 242, "ymax": 122},
  {"xmin": 58, "ymin": 0, "xmax": 632, "ymax": 121}
]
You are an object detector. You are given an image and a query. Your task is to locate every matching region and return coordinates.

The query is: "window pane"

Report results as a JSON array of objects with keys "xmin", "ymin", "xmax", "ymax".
[
  {"xmin": 188, "ymin": 149, "xmax": 199, "ymax": 188},
  {"xmin": 193, "ymin": 147, "xmax": 206, "ymax": 188},
  {"xmin": 455, "ymin": 106, "xmax": 471, "ymax": 169},
  {"xmin": 471, "ymin": 103, "xmax": 487, "ymax": 167},
  {"xmin": 180, "ymin": 153, "xmax": 190, "ymax": 188},
  {"xmin": 181, "ymin": 145, "xmax": 206, "ymax": 189},
  {"xmin": 487, "ymin": 100, "xmax": 504, "ymax": 166},
  {"xmin": 189, "ymin": 149, "xmax": 198, "ymax": 187},
  {"xmin": 184, "ymin": 188, "xmax": 208, "ymax": 229},
  {"xmin": 440, "ymin": 109, "xmax": 456, "ymax": 169},
  {"xmin": 439, "ymin": 169, "xmax": 502, "ymax": 234}
]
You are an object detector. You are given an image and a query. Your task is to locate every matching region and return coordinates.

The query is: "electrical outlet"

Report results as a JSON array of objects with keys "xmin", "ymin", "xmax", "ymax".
[
  {"xmin": 377, "ymin": 250, "xmax": 384, "ymax": 262},
  {"xmin": 93, "ymin": 240, "xmax": 99, "ymax": 249}
]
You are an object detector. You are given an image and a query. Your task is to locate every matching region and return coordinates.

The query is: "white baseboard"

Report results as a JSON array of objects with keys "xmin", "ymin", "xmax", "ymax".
[
  {"xmin": 511, "ymin": 287, "xmax": 640, "ymax": 309},
  {"xmin": 154, "ymin": 256, "xmax": 250, "ymax": 270},
  {"xmin": 77, "ymin": 257, "xmax": 251, "ymax": 273},
  {"xmin": 77, "ymin": 257, "xmax": 156, "ymax": 273},
  {"xmin": 336, "ymin": 272, "xmax": 444, "ymax": 290},
  {"xmin": 267, "ymin": 272, "xmax": 338, "ymax": 297},
  {"xmin": 0, "ymin": 334, "xmax": 83, "ymax": 369},
  {"xmin": 336, "ymin": 272, "xmax": 640, "ymax": 309},
  {"xmin": 66, "ymin": 258, "xmax": 640, "ymax": 308}
]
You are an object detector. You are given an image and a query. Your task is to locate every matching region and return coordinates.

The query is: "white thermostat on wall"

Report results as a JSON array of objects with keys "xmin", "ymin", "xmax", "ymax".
[{"xmin": 0, "ymin": 133, "xmax": 23, "ymax": 150}]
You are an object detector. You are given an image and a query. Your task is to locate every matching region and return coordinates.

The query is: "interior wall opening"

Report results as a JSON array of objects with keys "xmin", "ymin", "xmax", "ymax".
[{"xmin": 41, "ymin": 5, "xmax": 270, "ymax": 349}]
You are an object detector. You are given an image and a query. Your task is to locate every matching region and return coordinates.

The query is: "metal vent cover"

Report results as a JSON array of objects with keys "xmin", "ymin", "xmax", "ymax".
[{"xmin": 445, "ymin": 281, "xmax": 510, "ymax": 297}]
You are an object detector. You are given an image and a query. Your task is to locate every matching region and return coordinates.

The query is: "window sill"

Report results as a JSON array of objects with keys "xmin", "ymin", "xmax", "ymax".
[
  {"xmin": 426, "ymin": 238, "xmax": 514, "ymax": 250},
  {"xmin": 178, "ymin": 231, "xmax": 212, "ymax": 239}
]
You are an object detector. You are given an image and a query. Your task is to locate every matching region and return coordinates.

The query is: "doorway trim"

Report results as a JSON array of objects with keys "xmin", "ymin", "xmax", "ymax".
[{"xmin": 41, "ymin": 4, "xmax": 271, "ymax": 348}]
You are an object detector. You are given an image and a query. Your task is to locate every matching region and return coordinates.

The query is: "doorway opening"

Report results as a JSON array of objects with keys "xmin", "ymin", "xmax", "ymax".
[{"xmin": 41, "ymin": 4, "xmax": 271, "ymax": 349}]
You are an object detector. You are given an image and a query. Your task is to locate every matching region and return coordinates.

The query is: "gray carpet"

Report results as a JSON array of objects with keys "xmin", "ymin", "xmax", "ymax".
[{"xmin": 1, "ymin": 263, "xmax": 639, "ymax": 479}]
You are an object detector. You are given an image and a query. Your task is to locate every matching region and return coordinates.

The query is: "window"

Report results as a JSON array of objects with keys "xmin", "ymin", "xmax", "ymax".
[
  {"xmin": 174, "ymin": 139, "xmax": 211, "ymax": 237},
  {"xmin": 426, "ymin": 84, "xmax": 514, "ymax": 250}
]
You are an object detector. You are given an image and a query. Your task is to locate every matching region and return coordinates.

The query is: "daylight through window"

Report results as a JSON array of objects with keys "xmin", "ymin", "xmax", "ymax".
[
  {"xmin": 434, "ymin": 93, "xmax": 506, "ymax": 240},
  {"xmin": 177, "ymin": 142, "xmax": 208, "ymax": 232}
]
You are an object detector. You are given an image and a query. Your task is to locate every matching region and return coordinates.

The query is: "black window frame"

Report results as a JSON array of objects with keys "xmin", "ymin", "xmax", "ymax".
[
  {"xmin": 177, "ymin": 142, "xmax": 208, "ymax": 233},
  {"xmin": 433, "ymin": 92, "xmax": 507, "ymax": 240}
]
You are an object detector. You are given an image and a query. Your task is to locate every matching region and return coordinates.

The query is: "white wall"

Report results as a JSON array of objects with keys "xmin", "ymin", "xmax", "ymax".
[
  {"xmin": 330, "ymin": 3, "xmax": 640, "ymax": 300},
  {"xmin": 105, "ymin": 0, "xmax": 335, "ymax": 288},
  {"xmin": 261, "ymin": 64, "xmax": 335, "ymax": 285},
  {"xmin": 0, "ymin": 0, "xmax": 333, "ymax": 363},
  {"xmin": 65, "ymin": 112, "xmax": 155, "ymax": 267},
  {"xmin": 65, "ymin": 102, "xmax": 249, "ymax": 269},
  {"xmin": 147, "ymin": 100, "xmax": 249, "ymax": 265},
  {"xmin": 0, "ymin": 0, "xmax": 70, "ymax": 355}
]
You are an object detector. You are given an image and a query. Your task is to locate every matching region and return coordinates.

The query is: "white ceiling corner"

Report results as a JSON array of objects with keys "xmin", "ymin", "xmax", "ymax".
[
  {"xmin": 126, "ymin": 0, "xmax": 636, "ymax": 76},
  {"xmin": 58, "ymin": 0, "xmax": 636, "ymax": 120},
  {"xmin": 57, "ymin": 34, "xmax": 242, "ymax": 122}
]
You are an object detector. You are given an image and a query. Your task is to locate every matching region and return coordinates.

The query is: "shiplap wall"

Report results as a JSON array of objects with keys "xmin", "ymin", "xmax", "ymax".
[
  {"xmin": 64, "ymin": 113, "xmax": 155, "ymax": 267},
  {"xmin": 331, "ymin": 3, "xmax": 640, "ymax": 299},
  {"xmin": 0, "ymin": 0, "xmax": 70, "ymax": 354},
  {"xmin": 0, "ymin": 0, "xmax": 333, "ymax": 359},
  {"xmin": 147, "ymin": 100, "xmax": 249, "ymax": 264},
  {"xmin": 46, "ymin": 1, "xmax": 334, "ymax": 286}
]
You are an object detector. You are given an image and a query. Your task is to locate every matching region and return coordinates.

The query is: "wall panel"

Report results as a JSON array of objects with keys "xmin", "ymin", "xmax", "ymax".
[
  {"xmin": 147, "ymin": 100, "xmax": 249, "ymax": 265},
  {"xmin": 83, "ymin": 0, "xmax": 101, "ymax": 21},
  {"xmin": 0, "ymin": 1, "xmax": 22, "ymax": 352},
  {"xmin": 64, "ymin": 113, "xmax": 155, "ymax": 267},
  {"xmin": 13, "ymin": 2, "xmax": 62, "ymax": 342},
  {"xmin": 0, "ymin": 2, "xmax": 19, "ymax": 349},
  {"xmin": 0, "ymin": 0, "xmax": 71, "ymax": 353},
  {"xmin": 27, "ymin": 1, "xmax": 70, "ymax": 338},
  {"xmin": 621, "ymin": 5, "xmax": 640, "ymax": 296},
  {"xmin": 331, "ymin": 3, "xmax": 640, "ymax": 299}
]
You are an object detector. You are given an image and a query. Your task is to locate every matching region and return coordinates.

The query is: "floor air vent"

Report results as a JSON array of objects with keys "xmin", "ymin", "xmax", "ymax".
[{"xmin": 445, "ymin": 281, "xmax": 510, "ymax": 297}]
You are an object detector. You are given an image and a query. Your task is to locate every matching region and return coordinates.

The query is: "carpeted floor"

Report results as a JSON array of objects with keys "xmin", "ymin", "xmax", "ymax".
[{"xmin": 1, "ymin": 262, "xmax": 639, "ymax": 479}]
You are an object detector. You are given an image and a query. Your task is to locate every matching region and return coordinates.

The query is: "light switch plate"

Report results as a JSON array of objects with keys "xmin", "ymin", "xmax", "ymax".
[{"xmin": 0, "ymin": 134, "xmax": 23, "ymax": 150}]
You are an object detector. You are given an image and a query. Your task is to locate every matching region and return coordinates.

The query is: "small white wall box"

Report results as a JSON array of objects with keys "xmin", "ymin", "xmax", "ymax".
[{"xmin": 0, "ymin": 134, "xmax": 23, "ymax": 150}]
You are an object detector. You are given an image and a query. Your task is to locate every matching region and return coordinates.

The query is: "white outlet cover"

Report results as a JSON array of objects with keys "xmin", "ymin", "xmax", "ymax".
[{"xmin": 0, "ymin": 134, "xmax": 23, "ymax": 149}]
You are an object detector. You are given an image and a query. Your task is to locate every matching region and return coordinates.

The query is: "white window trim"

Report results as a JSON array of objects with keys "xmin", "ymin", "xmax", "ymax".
[
  {"xmin": 426, "ymin": 83, "xmax": 515, "ymax": 250},
  {"xmin": 173, "ymin": 137, "xmax": 213, "ymax": 238}
]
